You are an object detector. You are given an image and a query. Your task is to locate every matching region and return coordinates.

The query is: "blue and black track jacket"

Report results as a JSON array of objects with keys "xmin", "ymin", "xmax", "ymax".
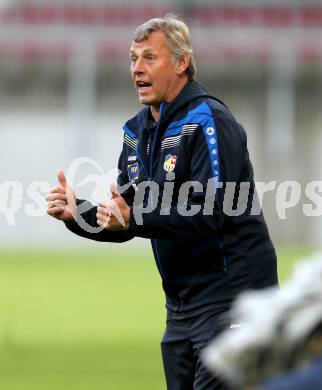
[{"xmin": 66, "ymin": 80, "xmax": 278, "ymax": 314}]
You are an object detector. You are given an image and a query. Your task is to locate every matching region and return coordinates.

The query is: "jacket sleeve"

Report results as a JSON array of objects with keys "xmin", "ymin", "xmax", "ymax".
[
  {"xmin": 128, "ymin": 114, "xmax": 250, "ymax": 239},
  {"xmin": 64, "ymin": 148, "xmax": 136, "ymax": 243}
]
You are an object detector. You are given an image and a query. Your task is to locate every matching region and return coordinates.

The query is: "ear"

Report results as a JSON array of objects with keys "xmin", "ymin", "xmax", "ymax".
[{"xmin": 176, "ymin": 54, "xmax": 190, "ymax": 76}]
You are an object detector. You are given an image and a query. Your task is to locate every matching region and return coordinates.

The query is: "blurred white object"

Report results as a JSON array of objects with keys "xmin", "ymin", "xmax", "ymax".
[{"xmin": 203, "ymin": 253, "xmax": 322, "ymax": 388}]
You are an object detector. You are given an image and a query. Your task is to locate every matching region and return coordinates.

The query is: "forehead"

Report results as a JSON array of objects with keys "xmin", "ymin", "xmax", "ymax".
[{"xmin": 130, "ymin": 30, "xmax": 169, "ymax": 54}]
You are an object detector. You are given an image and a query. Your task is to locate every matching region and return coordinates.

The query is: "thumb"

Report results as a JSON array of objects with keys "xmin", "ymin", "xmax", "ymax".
[
  {"xmin": 110, "ymin": 183, "xmax": 120, "ymax": 199},
  {"xmin": 57, "ymin": 170, "xmax": 67, "ymax": 190}
]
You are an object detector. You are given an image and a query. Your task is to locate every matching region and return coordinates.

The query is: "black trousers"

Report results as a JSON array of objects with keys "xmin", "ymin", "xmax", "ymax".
[{"xmin": 161, "ymin": 308, "xmax": 231, "ymax": 390}]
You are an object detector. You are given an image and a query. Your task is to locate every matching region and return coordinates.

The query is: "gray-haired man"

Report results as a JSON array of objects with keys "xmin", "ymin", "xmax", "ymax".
[{"xmin": 47, "ymin": 15, "xmax": 278, "ymax": 389}]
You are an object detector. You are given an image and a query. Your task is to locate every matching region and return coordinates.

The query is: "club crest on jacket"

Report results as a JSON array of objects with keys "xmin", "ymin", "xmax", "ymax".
[{"xmin": 163, "ymin": 154, "xmax": 177, "ymax": 172}]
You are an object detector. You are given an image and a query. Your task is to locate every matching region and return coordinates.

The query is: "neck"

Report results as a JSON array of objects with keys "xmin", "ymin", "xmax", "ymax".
[
  {"xmin": 150, "ymin": 105, "xmax": 160, "ymax": 122},
  {"xmin": 150, "ymin": 77, "xmax": 189, "ymax": 122}
]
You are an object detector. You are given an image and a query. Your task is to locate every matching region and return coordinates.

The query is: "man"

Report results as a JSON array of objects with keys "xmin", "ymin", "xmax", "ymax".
[{"xmin": 47, "ymin": 15, "xmax": 278, "ymax": 389}]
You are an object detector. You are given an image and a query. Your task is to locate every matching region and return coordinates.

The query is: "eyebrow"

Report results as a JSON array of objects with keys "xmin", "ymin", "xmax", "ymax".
[{"xmin": 130, "ymin": 48, "xmax": 156, "ymax": 57}]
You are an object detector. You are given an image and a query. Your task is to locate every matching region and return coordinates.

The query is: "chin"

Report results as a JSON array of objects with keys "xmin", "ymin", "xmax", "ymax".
[
  {"xmin": 138, "ymin": 96, "xmax": 153, "ymax": 105},
  {"xmin": 138, "ymin": 96, "xmax": 148, "ymax": 104}
]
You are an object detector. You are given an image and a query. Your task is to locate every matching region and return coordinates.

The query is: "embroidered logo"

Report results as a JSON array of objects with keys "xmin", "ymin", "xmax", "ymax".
[
  {"xmin": 128, "ymin": 155, "xmax": 137, "ymax": 162},
  {"xmin": 163, "ymin": 154, "xmax": 177, "ymax": 172},
  {"xmin": 229, "ymin": 323, "xmax": 243, "ymax": 329},
  {"xmin": 206, "ymin": 127, "xmax": 215, "ymax": 136},
  {"xmin": 127, "ymin": 163, "xmax": 139, "ymax": 180}
]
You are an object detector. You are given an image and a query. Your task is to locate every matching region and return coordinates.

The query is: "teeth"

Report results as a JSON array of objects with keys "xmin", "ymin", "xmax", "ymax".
[{"xmin": 137, "ymin": 82, "xmax": 151, "ymax": 88}]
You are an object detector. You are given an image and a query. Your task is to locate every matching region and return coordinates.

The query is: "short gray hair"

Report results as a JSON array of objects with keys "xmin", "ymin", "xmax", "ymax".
[{"xmin": 133, "ymin": 14, "xmax": 196, "ymax": 80}]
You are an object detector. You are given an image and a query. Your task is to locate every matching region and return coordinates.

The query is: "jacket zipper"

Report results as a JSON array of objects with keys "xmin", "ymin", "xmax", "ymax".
[
  {"xmin": 135, "ymin": 104, "xmax": 164, "ymax": 181},
  {"xmin": 149, "ymin": 103, "xmax": 164, "ymax": 179},
  {"xmin": 136, "ymin": 151, "xmax": 149, "ymax": 179}
]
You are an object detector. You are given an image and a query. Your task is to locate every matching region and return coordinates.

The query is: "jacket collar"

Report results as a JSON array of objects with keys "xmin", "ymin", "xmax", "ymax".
[
  {"xmin": 140, "ymin": 80, "xmax": 209, "ymax": 131},
  {"xmin": 124, "ymin": 80, "xmax": 227, "ymax": 136}
]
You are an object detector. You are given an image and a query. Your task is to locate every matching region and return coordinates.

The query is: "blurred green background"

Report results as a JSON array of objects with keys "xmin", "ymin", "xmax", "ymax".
[{"xmin": 0, "ymin": 246, "xmax": 315, "ymax": 390}]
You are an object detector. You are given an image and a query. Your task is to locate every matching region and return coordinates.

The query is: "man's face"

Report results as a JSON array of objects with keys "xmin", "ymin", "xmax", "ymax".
[{"xmin": 130, "ymin": 31, "xmax": 186, "ymax": 107}]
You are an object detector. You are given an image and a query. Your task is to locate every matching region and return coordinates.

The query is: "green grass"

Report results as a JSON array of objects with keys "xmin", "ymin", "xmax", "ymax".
[
  {"xmin": 276, "ymin": 246, "xmax": 316, "ymax": 283},
  {"xmin": 0, "ymin": 245, "xmax": 316, "ymax": 390}
]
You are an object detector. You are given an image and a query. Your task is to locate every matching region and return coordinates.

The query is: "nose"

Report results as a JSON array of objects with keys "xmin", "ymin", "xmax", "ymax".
[{"xmin": 131, "ymin": 57, "xmax": 144, "ymax": 75}]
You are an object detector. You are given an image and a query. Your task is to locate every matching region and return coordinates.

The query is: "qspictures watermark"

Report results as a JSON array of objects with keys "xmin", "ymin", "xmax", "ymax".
[
  {"xmin": 0, "ymin": 157, "xmax": 321, "ymax": 230},
  {"xmin": 129, "ymin": 177, "xmax": 322, "ymax": 224}
]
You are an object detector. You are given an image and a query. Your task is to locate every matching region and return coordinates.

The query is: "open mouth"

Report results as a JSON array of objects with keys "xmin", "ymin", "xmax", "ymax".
[{"xmin": 137, "ymin": 81, "xmax": 152, "ymax": 93}]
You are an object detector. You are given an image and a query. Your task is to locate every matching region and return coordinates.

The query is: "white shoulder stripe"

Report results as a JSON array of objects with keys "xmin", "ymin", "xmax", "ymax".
[
  {"xmin": 162, "ymin": 139, "xmax": 181, "ymax": 146},
  {"xmin": 182, "ymin": 129, "xmax": 196, "ymax": 135},
  {"xmin": 124, "ymin": 139, "xmax": 138, "ymax": 148},
  {"xmin": 124, "ymin": 134, "xmax": 138, "ymax": 150},
  {"xmin": 182, "ymin": 124, "xmax": 199, "ymax": 128},
  {"xmin": 163, "ymin": 135, "xmax": 181, "ymax": 143},
  {"xmin": 161, "ymin": 123, "xmax": 200, "ymax": 150},
  {"xmin": 182, "ymin": 125, "xmax": 199, "ymax": 130}
]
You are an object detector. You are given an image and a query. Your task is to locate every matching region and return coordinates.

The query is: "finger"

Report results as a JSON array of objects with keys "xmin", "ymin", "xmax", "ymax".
[
  {"xmin": 54, "ymin": 201, "xmax": 66, "ymax": 208},
  {"xmin": 49, "ymin": 186, "xmax": 66, "ymax": 194},
  {"xmin": 97, "ymin": 212, "xmax": 111, "ymax": 225},
  {"xmin": 57, "ymin": 170, "xmax": 67, "ymax": 190},
  {"xmin": 108, "ymin": 200, "xmax": 125, "ymax": 227},
  {"xmin": 48, "ymin": 200, "xmax": 66, "ymax": 209},
  {"xmin": 110, "ymin": 183, "xmax": 120, "ymax": 199},
  {"xmin": 96, "ymin": 212, "xmax": 104, "ymax": 221},
  {"xmin": 96, "ymin": 212, "xmax": 110, "ymax": 224},
  {"xmin": 47, "ymin": 206, "xmax": 65, "ymax": 216},
  {"xmin": 96, "ymin": 217, "xmax": 105, "ymax": 225},
  {"xmin": 46, "ymin": 193, "xmax": 67, "ymax": 202},
  {"xmin": 98, "ymin": 201, "xmax": 108, "ymax": 208},
  {"xmin": 97, "ymin": 218, "xmax": 108, "ymax": 228},
  {"xmin": 97, "ymin": 206, "xmax": 110, "ymax": 216},
  {"xmin": 97, "ymin": 206, "xmax": 103, "ymax": 214}
]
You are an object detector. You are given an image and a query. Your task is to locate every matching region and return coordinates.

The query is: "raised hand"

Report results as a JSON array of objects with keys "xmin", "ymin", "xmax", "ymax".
[
  {"xmin": 96, "ymin": 183, "xmax": 130, "ymax": 231},
  {"xmin": 46, "ymin": 170, "xmax": 76, "ymax": 222}
]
